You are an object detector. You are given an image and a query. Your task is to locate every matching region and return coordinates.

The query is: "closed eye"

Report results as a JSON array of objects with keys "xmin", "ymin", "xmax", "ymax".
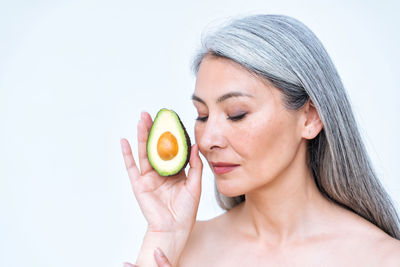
[
  {"xmin": 196, "ymin": 116, "xmax": 208, "ymax": 122},
  {"xmin": 228, "ymin": 113, "xmax": 247, "ymax": 121},
  {"xmin": 196, "ymin": 113, "xmax": 247, "ymax": 122}
]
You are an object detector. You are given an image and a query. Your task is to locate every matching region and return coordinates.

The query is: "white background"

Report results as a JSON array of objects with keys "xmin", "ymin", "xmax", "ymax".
[{"xmin": 1, "ymin": 0, "xmax": 399, "ymax": 266}]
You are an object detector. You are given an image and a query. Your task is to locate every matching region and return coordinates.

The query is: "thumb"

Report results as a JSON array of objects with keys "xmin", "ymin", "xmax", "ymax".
[{"xmin": 185, "ymin": 144, "xmax": 203, "ymax": 198}]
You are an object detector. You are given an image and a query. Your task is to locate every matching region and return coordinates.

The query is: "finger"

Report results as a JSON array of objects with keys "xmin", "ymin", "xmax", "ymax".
[
  {"xmin": 121, "ymin": 138, "xmax": 140, "ymax": 184},
  {"xmin": 154, "ymin": 247, "xmax": 172, "ymax": 267},
  {"xmin": 186, "ymin": 144, "xmax": 203, "ymax": 199},
  {"xmin": 141, "ymin": 111, "xmax": 153, "ymax": 132},
  {"xmin": 137, "ymin": 118, "xmax": 153, "ymax": 175}
]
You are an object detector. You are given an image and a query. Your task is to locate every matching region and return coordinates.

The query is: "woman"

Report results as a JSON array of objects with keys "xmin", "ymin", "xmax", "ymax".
[{"xmin": 121, "ymin": 15, "xmax": 400, "ymax": 266}]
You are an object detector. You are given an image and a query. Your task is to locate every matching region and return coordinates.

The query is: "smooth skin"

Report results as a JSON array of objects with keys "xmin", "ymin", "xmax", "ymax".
[{"xmin": 122, "ymin": 55, "xmax": 400, "ymax": 266}]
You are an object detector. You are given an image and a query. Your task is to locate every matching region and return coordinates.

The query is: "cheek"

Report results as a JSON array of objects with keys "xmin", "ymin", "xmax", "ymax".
[
  {"xmin": 237, "ymin": 113, "xmax": 300, "ymax": 174},
  {"xmin": 194, "ymin": 124, "xmax": 205, "ymax": 152}
]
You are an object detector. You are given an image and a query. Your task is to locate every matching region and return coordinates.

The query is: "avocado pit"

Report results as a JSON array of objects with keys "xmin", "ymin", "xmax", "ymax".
[{"xmin": 157, "ymin": 131, "xmax": 179, "ymax": 161}]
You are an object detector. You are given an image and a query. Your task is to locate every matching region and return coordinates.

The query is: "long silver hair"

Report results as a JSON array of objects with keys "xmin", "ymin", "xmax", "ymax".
[{"xmin": 192, "ymin": 14, "xmax": 400, "ymax": 239}]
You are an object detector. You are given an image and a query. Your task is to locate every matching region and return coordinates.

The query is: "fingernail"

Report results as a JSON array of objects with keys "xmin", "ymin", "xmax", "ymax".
[{"xmin": 155, "ymin": 247, "xmax": 163, "ymax": 257}]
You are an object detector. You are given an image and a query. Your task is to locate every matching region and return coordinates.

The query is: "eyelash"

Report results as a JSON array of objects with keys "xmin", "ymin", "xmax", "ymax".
[
  {"xmin": 196, "ymin": 116, "xmax": 208, "ymax": 122},
  {"xmin": 229, "ymin": 113, "xmax": 247, "ymax": 121},
  {"xmin": 196, "ymin": 113, "xmax": 247, "ymax": 122}
]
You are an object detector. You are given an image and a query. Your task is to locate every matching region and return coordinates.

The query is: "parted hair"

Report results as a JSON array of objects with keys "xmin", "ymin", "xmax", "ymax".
[{"xmin": 192, "ymin": 14, "xmax": 400, "ymax": 239}]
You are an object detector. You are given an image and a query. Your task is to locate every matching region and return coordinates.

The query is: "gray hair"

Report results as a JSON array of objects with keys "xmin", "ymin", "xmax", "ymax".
[{"xmin": 192, "ymin": 14, "xmax": 400, "ymax": 239}]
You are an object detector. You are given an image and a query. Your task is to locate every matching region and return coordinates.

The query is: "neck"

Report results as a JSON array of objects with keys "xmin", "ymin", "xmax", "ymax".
[{"xmin": 234, "ymin": 141, "xmax": 334, "ymax": 246}]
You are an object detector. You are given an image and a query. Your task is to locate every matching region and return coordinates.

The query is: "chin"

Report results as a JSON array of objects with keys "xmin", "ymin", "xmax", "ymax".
[{"xmin": 215, "ymin": 178, "xmax": 246, "ymax": 197}]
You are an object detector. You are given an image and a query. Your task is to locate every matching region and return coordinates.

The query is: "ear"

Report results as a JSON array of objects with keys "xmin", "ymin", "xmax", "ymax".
[{"xmin": 300, "ymin": 100, "xmax": 323, "ymax": 140}]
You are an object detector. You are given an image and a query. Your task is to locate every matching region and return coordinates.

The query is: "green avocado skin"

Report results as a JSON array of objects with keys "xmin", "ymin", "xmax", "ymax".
[{"xmin": 146, "ymin": 108, "xmax": 191, "ymax": 176}]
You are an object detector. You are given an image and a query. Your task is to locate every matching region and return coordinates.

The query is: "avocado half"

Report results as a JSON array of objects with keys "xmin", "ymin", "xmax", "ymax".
[{"xmin": 146, "ymin": 108, "xmax": 191, "ymax": 176}]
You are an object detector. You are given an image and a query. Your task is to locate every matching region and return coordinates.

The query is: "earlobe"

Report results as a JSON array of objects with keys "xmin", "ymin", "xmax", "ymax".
[{"xmin": 302, "ymin": 100, "xmax": 323, "ymax": 140}]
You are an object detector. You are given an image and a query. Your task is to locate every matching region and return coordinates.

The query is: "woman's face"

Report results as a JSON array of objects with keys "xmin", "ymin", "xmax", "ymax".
[{"xmin": 193, "ymin": 56, "xmax": 305, "ymax": 197}]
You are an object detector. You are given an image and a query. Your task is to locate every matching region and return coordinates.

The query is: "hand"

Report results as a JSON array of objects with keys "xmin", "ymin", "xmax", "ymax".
[
  {"xmin": 123, "ymin": 247, "xmax": 172, "ymax": 267},
  {"xmin": 120, "ymin": 111, "xmax": 203, "ymax": 234}
]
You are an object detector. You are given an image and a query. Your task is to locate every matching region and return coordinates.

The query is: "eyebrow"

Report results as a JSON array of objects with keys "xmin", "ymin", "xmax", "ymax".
[{"xmin": 191, "ymin": 91, "xmax": 253, "ymax": 104}]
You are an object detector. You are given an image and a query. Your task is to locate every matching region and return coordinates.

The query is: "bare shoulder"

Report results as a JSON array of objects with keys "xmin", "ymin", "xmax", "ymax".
[
  {"xmin": 373, "ymin": 233, "xmax": 400, "ymax": 266},
  {"xmin": 178, "ymin": 213, "xmax": 228, "ymax": 266},
  {"xmin": 336, "ymin": 208, "xmax": 400, "ymax": 265},
  {"xmin": 190, "ymin": 212, "xmax": 228, "ymax": 241}
]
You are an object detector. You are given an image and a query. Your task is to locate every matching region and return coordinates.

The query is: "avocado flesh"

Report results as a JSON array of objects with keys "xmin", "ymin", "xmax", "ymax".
[{"xmin": 147, "ymin": 108, "xmax": 191, "ymax": 176}]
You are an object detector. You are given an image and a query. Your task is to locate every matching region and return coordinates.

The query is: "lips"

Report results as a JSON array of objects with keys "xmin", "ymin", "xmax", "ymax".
[{"xmin": 211, "ymin": 162, "xmax": 240, "ymax": 174}]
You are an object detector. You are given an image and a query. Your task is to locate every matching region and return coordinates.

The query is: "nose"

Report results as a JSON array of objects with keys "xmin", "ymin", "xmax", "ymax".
[{"xmin": 197, "ymin": 115, "xmax": 227, "ymax": 152}]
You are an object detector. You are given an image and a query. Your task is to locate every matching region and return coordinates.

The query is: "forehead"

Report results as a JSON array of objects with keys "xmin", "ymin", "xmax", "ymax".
[{"xmin": 194, "ymin": 56, "xmax": 275, "ymax": 103}]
